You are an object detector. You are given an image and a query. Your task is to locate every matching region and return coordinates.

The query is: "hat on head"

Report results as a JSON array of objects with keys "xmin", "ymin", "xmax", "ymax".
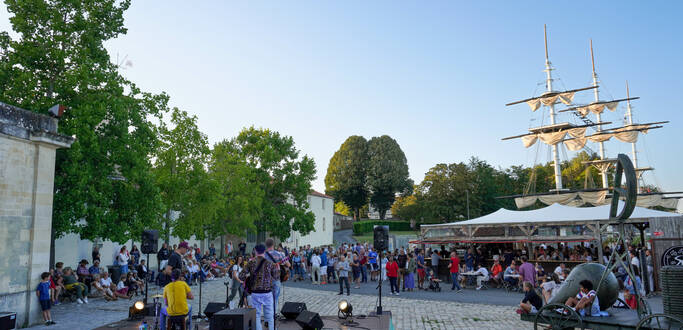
[
  {"xmin": 178, "ymin": 241, "xmax": 190, "ymax": 249},
  {"xmin": 254, "ymin": 244, "xmax": 266, "ymax": 254}
]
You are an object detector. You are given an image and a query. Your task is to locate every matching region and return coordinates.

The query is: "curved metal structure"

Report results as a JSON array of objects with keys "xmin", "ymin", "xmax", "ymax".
[
  {"xmin": 635, "ymin": 313, "xmax": 683, "ymax": 330},
  {"xmin": 534, "ymin": 303, "xmax": 585, "ymax": 330}
]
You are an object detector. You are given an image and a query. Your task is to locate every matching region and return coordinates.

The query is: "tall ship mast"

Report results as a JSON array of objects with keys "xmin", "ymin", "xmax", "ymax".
[{"xmin": 500, "ymin": 25, "xmax": 680, "ymax": 210}]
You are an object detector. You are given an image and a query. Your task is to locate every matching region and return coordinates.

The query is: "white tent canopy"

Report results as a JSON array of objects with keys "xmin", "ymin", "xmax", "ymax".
[
  {"xmin": 422, "ymin": 202, "xmax": 678, "ymax": 229},
  {"xmin": 418, "ymin": 202, "xmax": 682, "ymax": 244}
]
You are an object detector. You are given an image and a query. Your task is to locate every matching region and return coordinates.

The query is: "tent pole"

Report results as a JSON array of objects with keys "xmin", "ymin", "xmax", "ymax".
[{"xmin": 596, "ymin": 221, "xmax": 604, "ymax": 264}]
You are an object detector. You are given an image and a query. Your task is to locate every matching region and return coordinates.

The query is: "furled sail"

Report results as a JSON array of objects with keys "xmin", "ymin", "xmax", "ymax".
[
  {"xmin": 514, "ymin": 190, "xmax": 607, "ymax": 208},
  {"xmin": 583, "ymin": 123, "xmax": 664, "ymax": 144},
  {"xmin": 506, "ymin": 86, "xmax": 597, "ymax": 111},
  {"xmin": 503, "ymin": 123, "xmax": 603, "ymax": 149},
  {"xmin": 559, "ymin": 97, "xmax": 639, "ymax": 117}
]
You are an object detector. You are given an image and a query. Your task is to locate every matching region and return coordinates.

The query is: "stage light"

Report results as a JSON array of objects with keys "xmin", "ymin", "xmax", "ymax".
[
  {"xmin": 129, "ymin": 300, "xmax": 147, "ymax": 320},
  {"xmin": 337, "ymin": 300, "xmax": 353, "ymax": 319}
]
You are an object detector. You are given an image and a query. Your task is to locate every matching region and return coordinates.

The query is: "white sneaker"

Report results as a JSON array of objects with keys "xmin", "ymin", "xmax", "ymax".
[
  {"xmin": 84, "ymin": 297, "xmax": 89, "ymax": 303},
  {"xmin": 476, "ymin": 287, "xmax": 481, "ymax": 290},
  {"xmin": 77, "ymin": 298, "xmax": 84, "ymax": 304},
  {"xmin": 395, "ymin": 292, "xmax": 400, "ymax": 296}
]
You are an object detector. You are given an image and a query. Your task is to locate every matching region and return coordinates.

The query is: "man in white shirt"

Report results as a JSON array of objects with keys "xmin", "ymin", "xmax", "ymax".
[
  {"xmin": 474, "ymin": 264, "xmax": 489, "ymax": 290},
  {"xmin": 311, "ymin": 253, "xmax": 321, "ymax": 284},
  {"xmin": 99, "ymin": 272, "xmax": 115, "ymax": 296},
  {"xmin": 630, "ymin": 251, "xmax": 640, "ymax": 269},
  {"xmin": 554, "ymin": 263, "xmax": 566, "ymax": 280}
]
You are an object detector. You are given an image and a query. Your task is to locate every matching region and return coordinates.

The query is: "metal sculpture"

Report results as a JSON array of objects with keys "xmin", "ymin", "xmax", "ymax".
[
  {"xmin": 597, "ymin": 153, "xmax": 649, "ymax": 317},
  {"xmin": 548, "ymin": 263, "xmax": 619, "ymax": 310},
  {"xmin": 534, "ymin": 154, "xmax": 647, "ymax": 329}
]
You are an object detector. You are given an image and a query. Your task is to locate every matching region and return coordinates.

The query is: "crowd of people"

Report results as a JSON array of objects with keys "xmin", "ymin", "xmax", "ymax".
[
  {"xmin": 36, "ymin": 237, "xmax": 655, "ymax": 328},
  {"xmin": 38, "ymin": 248, "xmax": 151, "ymax": 326}
]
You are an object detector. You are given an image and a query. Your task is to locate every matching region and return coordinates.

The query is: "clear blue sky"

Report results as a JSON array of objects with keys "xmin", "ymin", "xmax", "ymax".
[{"xmin": 2, "ymin": 1, "xmax": 682, "ymax": 197}]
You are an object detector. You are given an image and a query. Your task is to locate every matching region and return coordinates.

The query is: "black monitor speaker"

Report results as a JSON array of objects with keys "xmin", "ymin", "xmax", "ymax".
[
  {"xmin": 141, "ymin": 229, "xmax": 159, "ymax": 254},
  {"xmin": 295, "ymin": 310, "xmax": 324, "ymax": 330},
  {"xmin": 0, "ymin": 312, "xmax": 17, "ymax": 330},
  {"xmin": 204, "ymin": 302, "xmax": 227, "ymax": 318},
  {"xmin": 210, "ymin": 308, "xmax": 256, "ymax": 330},
  {"xmin": 281, "ymin": 301, "xmax": 307, "ymax": 320},
  {"xmin": 373, "ymin": 225, "xmax": 389, "ymax": 252}
]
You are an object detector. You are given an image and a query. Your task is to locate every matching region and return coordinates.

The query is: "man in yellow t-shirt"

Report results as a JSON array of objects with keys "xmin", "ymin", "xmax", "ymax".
[{"xmin": 163, "ymin": 269, "xmax": 193, "ymax": 329}]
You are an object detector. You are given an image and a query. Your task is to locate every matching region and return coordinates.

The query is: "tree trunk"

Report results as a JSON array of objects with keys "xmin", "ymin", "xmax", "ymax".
[
  {"xmin": 164, "ymin": 209, "xmax": 171, "ymax": 243},
  {"xmin": 379, "ymin": 209, "xmax": 386, "ymax": 220}
]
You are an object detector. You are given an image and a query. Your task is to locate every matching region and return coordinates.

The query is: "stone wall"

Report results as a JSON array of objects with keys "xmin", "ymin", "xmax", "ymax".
[{"xmin": 0, "ymin": 102, "xmax": 73, "ymax": 327}]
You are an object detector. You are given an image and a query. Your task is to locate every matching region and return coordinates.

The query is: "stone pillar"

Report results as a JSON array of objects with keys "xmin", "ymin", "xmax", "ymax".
[{"xmin": 0, "ymin": 102, "xmax": 73, "ymax": 327}]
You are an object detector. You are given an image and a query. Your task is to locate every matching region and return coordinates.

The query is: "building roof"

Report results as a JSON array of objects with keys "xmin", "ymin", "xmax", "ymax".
[{"xmin": 309, "ymin": 190, "xmax": 334, "ymax": 200}]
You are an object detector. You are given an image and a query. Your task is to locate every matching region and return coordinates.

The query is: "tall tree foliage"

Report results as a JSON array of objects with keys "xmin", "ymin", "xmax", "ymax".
[
  {"xmin": 325, "ymin": 136, "xmax": 369, "ymax": 220},
  {"xmin": 334, "ymin": 201, "xmax": 351, "ymax": 216},
  {"xmin": 393, "ymin": 153, "xmax": 610, "ymax": 223},
  {"xmin": 224, "ymin": 127, "xmax": 316, "ymax": 240},
  {"xmin": 153, "ymin": 108, "xmax": 222, "ymax": 241},
  {"xmin": 209, "ymin": 141, "xmax": 265, "ymax": 237},
  {"xmin": 0, "ymin": 0, "xmax": 166, "ymax": 242},
  {"xmin": 367, "ymin": 135, "xmax": 412, "ymax": 219}
]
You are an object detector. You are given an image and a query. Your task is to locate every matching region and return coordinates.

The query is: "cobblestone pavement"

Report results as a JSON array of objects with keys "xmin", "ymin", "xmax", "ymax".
[{"xmin": 29, "ymin": 279, "xmax": 531, "ymax": 329}]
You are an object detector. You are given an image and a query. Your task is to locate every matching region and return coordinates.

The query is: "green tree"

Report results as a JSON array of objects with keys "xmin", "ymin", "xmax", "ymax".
[
  {"xmin": 225, "ymin": 127, "xmax": 316, "ymax": 240},
  {"xmin": 334, "ymin": 201, "xmax": 351, "ymax": 216},
  {"xmin": 209, "ymin": 141, "xmax": 265, "ymax": 237},
  {"xmin": 416, "ymin": 163, "xmax": 469, "ymax": 222},
  {"xmin": 391, "ymin": 194, "xmax": 422, "ymax": 222},
  {"xmin": 325, "ymin": 136, "xmax": 369, "ymax": 221},
  {"xmin": 0, "ymin": 0, "xmax": 166, "ymax": 243},
  {"xmin": 561, "ymin": 151, "xmax": 601, "ymax": 190},
  {"xmin": 153, "ymin": 108, "xmax": 222, "ymax": 240},
  {"xmin": 367, "ymin": 135, "xmax": 412, "ymax": 219}
]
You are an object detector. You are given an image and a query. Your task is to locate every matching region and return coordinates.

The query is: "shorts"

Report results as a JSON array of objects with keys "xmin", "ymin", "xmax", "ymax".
[
  {"xmin": 40, "ymin": 299, "xmax": 51, "ymax": 311},
  {"xmin": 370, "ymin": 263, "xmax": 379, "ymax": 271},
  {"xmin": 417, "ymin": 269, "xmax": 426, "ymax": 278},
  {"xmin": 320, "ymin": 266, "xmax": 327, "ymax": 275},
  {"xmin": 530, "ymin": 305, "xmax": 538, "ymax": 313},
  {"xmin": 116, "ymin": 287, "xmax": 129, "ymax": 295}
]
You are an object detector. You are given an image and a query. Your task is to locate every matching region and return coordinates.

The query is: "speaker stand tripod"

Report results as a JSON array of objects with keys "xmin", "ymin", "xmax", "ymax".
[{"xmin": 144, "ymin": 252, "xmax": 150, "ymax": 304}]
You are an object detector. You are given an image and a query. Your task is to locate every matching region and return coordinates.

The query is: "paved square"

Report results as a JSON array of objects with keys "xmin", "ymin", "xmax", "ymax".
[{"xmin": 28, "ymin": 279, "xmax": 530, "ymax": 329}]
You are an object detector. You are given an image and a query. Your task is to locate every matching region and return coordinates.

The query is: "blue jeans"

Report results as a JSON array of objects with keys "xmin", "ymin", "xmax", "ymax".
[
  {"xmin": 361, "ymin": 265, "xmax": 368, "ymax": 282},
  {"xmin": 272, "ymin": 280, "xmax": 281, "ymax": 317},
  {"xmin": 159, "ymin": 305, "xmax": 192, "ymax": 329},
  {"xmin": 451, "ymin": 273, "xmax": 461, "ymax": 290},
  {"xmin": 296, "ymin": 265, "xmax": 306, "ymax": 279},
  {"xmin": 251, "ymin": 292, "xmax": 274, "ymax": 330},
  {"xmin": 389, "ymin": 276, "xmax": 399, "ymax": 293}
]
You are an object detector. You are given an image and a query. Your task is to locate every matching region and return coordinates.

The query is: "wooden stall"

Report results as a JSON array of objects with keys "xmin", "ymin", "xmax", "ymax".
[{"xmin": 418, "ymin": 203, "xmax": 683, "ymax": 287}]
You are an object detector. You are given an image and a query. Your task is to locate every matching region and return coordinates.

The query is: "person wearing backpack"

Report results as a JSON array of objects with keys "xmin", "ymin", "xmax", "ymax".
[{"xmin": 240, "ymin": 244, "xmax": 279, "ymax": 330}]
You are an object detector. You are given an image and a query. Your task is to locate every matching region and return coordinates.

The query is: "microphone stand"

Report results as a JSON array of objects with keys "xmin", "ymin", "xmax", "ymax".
[
  {"xmin": 194, "ymin": 269, "xmax": 205, "ymax": 320},
  {"xmin": 376, "ymin": 251, "xmax": 383, "ymax": 315}
]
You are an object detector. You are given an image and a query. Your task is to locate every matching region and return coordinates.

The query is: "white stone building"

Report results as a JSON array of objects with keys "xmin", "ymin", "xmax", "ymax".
[
  {"xmin": 53, "ymin": 210, "xmax": 204, "ymax": 272},
  {"xmin": 368, "ymin": 204, "xmax": 393, "ymax": 219},
  {"xmin": 283, "ymin": 191, "xmax": 334, "ymax": 249}
]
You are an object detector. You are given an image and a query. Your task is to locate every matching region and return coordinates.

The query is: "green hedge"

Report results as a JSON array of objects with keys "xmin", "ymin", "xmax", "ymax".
[{"xmin": 352, "ymin": 220, "xmax": 413, "ymax": 235}]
